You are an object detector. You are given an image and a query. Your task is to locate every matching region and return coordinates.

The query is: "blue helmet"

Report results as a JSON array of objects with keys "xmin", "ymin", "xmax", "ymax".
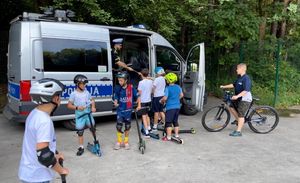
[{"xmin": 155, "ymin": 67, "xmax": 165, "ymax": 75}]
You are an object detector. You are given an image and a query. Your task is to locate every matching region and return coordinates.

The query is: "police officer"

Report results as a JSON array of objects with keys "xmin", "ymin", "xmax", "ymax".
[{"xmin": 112, "ymin": 38, "xmax": 134, "ymax": 72}]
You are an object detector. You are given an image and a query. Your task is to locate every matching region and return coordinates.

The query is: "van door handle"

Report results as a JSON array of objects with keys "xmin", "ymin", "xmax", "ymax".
[{"xmin": 100, "ymin": 77, "xmax": 111, "ymax": 81}]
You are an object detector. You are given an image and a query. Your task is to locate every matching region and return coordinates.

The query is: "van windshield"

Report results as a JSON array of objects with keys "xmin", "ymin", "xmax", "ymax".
[{"xmin": 43, "ymin": 38, "xmax": 108, "ymax": 72}]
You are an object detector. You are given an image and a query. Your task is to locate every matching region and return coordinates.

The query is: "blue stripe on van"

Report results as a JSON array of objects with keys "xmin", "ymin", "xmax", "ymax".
[
  {"xmin": 8, "ymin": 82, "xmax": 20, "ymax": 99},
  {"xmin": 62, "ymin": 84, "xmax": 113, "ymax": 99}
]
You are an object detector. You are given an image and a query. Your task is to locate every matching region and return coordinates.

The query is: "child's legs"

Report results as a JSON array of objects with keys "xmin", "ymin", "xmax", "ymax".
[
  {"xmin": 124, "ymin": 122, "xmax": 131, "ymax": 143},
  {"xmin": 159, "ymin": 112, "xmax": 165, "ymax": 123},
  {"xmin": 124, "ymin": 113, "xmax": 132, "ymax": 143},
  {"xmin": 76, "ymin": 116, "xmax": 86, "ymax": 146},
  {"xmin": 165, "ymin": 110, "xmax": 175, "ymax": 138},
  {"xmin": 142, "ymin": 114, "xmax": 148, "ymax": 130},
  {"xmin": 116, "ymin": 115, "xmax": 124, "ymax": 143},
  {"xmin": 153, "ymin": 97, "xmax": 162, "ymax": 124},
  {"xmin": 172, "ymin": 109, "xmax": 180, "ymax": 136}
]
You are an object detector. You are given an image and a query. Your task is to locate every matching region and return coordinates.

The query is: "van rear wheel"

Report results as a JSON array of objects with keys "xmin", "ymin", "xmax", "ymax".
[
  {"xmin": 182, "ymin": 104, "xmax": 198, "ymax": 115},
  {"xmin": 63, "ymin": 119, "xmax": 77, "ymax": 131}
]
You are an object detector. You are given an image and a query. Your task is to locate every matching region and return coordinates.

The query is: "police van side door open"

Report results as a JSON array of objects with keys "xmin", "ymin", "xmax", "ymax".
[{"xmin": 182, "ymin": 43, "xmax": 205, "ymax": 113}]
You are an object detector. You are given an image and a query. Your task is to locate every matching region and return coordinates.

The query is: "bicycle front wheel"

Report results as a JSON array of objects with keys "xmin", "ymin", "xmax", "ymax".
[
  {"xmin": 248, "ymin": 106, "xmax": 279, "ymax": 134},
  {"xmin": 201, "ymin": 105, "xmax": 230, "ymax": 132}
]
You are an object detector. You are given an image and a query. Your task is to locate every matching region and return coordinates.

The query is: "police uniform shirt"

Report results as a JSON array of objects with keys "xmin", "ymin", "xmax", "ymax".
[{"xmin": 112, "ymin": 48, "xmax": 121, "ymax": 70}]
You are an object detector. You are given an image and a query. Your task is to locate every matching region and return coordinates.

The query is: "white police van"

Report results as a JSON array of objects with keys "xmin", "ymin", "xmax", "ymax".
[{"xmin": 4, "ymin": 10, "xmax": 205, "ymax": 130}]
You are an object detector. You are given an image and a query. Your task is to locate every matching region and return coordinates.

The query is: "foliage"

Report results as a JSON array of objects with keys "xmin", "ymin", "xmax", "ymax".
[{"xmin": 1, "ymin": 0, "xmax": 300, "ymax": 107}]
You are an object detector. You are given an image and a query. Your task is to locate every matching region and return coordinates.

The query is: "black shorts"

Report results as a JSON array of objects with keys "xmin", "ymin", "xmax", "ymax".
[
  {"xmin": 140, "ymin": 102, "xmax": 151, "ymax": 115},
  {"xmin": 165, "ymin": 109, "xmax": 180, "ymax": 127},
  {"xmin": 230, "ymin": 100, "xmax": 251, "ymax": 117},
  {"xmin": 152, "ymin": 96, "xmax": 164, "ymax": 112}
]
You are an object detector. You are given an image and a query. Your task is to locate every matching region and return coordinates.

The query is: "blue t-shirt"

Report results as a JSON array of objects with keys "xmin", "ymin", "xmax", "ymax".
[
  {"xmin": 233, "ymin": 74, "xmax": 252, "ymax": 102},
  {"xmin": 113, "ymin": 85, "xmax": 139, "ymax": 112},
  {"xmin": 164, "ymin": 84, "xmax": 182, "ymax": 110}
]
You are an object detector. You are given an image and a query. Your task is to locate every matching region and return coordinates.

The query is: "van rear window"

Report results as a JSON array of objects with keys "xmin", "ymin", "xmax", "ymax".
[{"xmin": 43, "ymin": 38, "xmax": 108, "ymax": 72}]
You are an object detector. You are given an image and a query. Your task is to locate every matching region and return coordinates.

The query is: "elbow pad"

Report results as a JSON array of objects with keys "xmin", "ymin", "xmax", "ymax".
[{"xmin": 37, "ymin": 146, "xmax": 57, "ymax": 168}]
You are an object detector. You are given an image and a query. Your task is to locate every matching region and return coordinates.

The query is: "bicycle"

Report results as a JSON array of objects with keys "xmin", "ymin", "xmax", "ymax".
[{"xmin": 201, "ymin": 90, "xmax": 279, "ymax": 134}]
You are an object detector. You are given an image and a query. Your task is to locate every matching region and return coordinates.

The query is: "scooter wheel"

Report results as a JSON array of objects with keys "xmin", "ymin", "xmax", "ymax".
[
  {"xmin": 140, "ymin": 147, "xmax": 145, "ymax": 154},
  {"xmin": 142, "ymin": 140, "xmax": 146, "ymax": 150}
]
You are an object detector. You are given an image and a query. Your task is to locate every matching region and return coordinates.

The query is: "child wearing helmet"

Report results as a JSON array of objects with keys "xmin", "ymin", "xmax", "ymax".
[
  {"xmin": 67, "ymin": 74, "xmax": 96, "ymax": 156},
  {"xmin": 160, "ymin": 73, "xmax": 184, "ymax": 141},
  {"xmin": 113, "ymin": 72, "xmax": 141, "ymax": 150},
  {"xmin": 137, "ymin": 68, "xmax": 153, "ymax": 138},
  {"xmin": 18, "ymin": 78, "xmax": 69, "ymax": 182},
  {"xmin": 152, "ymin": 67, "xmax": 166, "ymax": 131}
]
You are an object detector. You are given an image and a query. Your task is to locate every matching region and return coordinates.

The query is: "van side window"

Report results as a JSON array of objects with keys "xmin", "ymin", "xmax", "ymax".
[
  {"xmin": 187, "ymin": 46, "xmax": 200, "ymax": 72},
  {"xmin": 43, "ymin": 38, "xmax": 108, "ymax": 72},
  {"xmin": 156, "ymin": 46, "xmax": 180, "ymax": 72}
]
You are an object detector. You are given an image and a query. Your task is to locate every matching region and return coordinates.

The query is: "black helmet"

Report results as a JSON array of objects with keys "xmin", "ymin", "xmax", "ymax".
[
  {"xmin": 116, "ymin": 71, "xmax": 129, "ymax": 80},
  {"xmin": 74, "ymin": 74, "xmax": 88, "ymax": 85}
]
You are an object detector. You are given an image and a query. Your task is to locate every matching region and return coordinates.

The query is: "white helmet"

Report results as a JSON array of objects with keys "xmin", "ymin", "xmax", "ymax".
[{"xmin": 30, "ymin": 78, "xmax": 65, "ymax": 104}]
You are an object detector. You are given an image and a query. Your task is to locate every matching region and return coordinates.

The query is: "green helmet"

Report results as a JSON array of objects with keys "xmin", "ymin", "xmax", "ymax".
[{"xmin": 165, "ymin": 72, "xmax": 177, "ymax": 83}]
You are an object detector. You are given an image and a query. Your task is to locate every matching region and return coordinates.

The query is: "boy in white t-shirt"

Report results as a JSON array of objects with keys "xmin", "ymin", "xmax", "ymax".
[
  {"xmin": 138, "ymin": 68, "xmax": 153, "ymax": 138},
  {"xmin": 152, "ymin": 67, "xmax": 166, "ymax": 131},
  {"xmin": 67, "ymin": 75, "xmax": 96, "ymax": 156},
  {"xmin": 18, "ymin": 78, "xmax": 69, "ymax": 183}
]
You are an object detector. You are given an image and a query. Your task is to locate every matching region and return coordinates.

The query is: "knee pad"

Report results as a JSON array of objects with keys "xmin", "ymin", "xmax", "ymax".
[
  {"xmin": 173, "ymin": 121, "xmax": 179, "ymax": 127},
  {"xmin": 77, "ymin": 130, "xmax": 84, "ymax": 136},
  {"xmin": 165, "ymin": 122, "xmax": 173, "ymax": 128},
  {"xmin": 125, "ymin": 123, "xmax": 131, "ymax": 131},
  {"xmin": 116, "ymin": 123, "xmax": 123, "ymax": 133}
]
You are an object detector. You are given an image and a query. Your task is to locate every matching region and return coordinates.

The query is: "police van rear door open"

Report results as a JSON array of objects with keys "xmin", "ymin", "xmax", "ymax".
[
  {"xmin": 183, "ymin": 43, "xmax": 205, "ymax": 111},
  {"xmin": 41, "ymin": 22, "xmax": 113, "ymax": 116}
]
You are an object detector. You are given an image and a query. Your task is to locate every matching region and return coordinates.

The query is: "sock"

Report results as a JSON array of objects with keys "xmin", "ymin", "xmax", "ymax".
[
  {"xmin": 153, "ymin": 124, "xmax": 158, "ymax": 128},
  {"xmin": 124, "ymin": 136, "xmax": 129, "ymax": 144},
  {"xmin": 147, "ymin": 126, "xmax": 151, "ymax": 130},
  {"xmin": 145, "ymin": 129, "xmax": 149, "ymax": 134},
  {"xmin": 175, "ymin": 134, "xmax": 179, "ymax": 138},
  {"xmin": 167, "ymin": 136, "xmax": 171, "ymax": 140},
  {"xmin": 117, "ymin": 131, "xmax": 123, "ymax": 143},
  {"xmin": 79, "ymin": 145, "xmax": 84, "ymax": 149}
]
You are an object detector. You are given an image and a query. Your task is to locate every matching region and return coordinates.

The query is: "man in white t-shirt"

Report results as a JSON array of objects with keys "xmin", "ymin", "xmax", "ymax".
[
  {"xmin": 18, "ymin": 78, "xmax": 69, "ymax": 183},
  {"xmin": 138, "ymin": 68, "xmax": 153, "ymax": 138},
  {"xmin": 152, "ymin": 67, "xmax": 166, "ymax": 131}
]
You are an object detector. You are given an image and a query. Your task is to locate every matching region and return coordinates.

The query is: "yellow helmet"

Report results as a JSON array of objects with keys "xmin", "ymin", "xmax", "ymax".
[{"xmin": 165, "ymin": 73, "xmax": 178, "ymax": 83}]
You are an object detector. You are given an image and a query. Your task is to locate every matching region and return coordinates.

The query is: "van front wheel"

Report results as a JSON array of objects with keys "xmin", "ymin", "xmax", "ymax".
[
  {"xmin": 181, "ymin": 104, "xmax": 198, "ymax": 115},
  {"xmin": 63, "ymin": 119, "xmax": 77, "ymax": 131}
]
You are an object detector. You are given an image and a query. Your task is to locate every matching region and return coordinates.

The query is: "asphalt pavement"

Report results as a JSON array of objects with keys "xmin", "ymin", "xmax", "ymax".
[{"xmin": 0, "ymin": 97, "xmax": 299, "ymax": 183}]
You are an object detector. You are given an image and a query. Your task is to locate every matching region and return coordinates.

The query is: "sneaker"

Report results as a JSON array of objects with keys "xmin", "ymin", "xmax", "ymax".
[
  {"xmin": 124, "ymin": 143, "xmax": 130, "ymax": 150},
  {"xmin": 151, "ymin": 127, "xmax": 157, "ymax": 132},
  {"xmin": 158, "ymin": 121, "xmax": 165, "ymax": 126},
  {"xmin": 231, "ymin": 120, "xmax": 238, "ymax": 125},
  {"xmin": 144, "ymin": 133, "xmax": 150, "ymax": 139},
  {"xmin": 162, "ymin": 136, "xmax": 170, "ymax": 141},
  {"xmin": 76, "ymin": 147, "xmax": 84, "ymax": 156},
  {"xmin": 229, "ymin": 130, "xmax": 242, "ymax": 137},
  {"xmin": 114, "ymin": 142, "xmax": 121, "ymax": 150}
]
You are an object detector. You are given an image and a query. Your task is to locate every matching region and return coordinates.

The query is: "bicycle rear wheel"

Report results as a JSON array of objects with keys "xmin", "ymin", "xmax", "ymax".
[
  {"xmin": 201, "ymin": 105, "xmax": 230, "ymax": 132},
  {"xmin": 248, "ymin": 106, "xmax": 279, "ymax": 134}
]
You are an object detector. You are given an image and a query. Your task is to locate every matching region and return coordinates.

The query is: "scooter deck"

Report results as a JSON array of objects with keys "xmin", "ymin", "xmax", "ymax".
[
  {"xmin": 171, "ymin": 136, "xmax": 184, "ymax": 144},
  {"xmin": 157, "ymin": 126, "xmax": 196, "ymax": 134},
  {"xmin": 87, "ymin": 141, "xmax": 102, "ymax": 157}
]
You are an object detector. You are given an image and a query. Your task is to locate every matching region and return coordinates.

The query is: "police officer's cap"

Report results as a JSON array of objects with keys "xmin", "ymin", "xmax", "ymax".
[{"xmin": 112, "ymin": 38, "xmax": 123, "ymax": 45}]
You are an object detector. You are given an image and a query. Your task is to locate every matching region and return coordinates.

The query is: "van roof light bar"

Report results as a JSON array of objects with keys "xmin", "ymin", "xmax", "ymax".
[{"xmin": 10, "ymin": 8, "xmax": 75, "ymax": 24}]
